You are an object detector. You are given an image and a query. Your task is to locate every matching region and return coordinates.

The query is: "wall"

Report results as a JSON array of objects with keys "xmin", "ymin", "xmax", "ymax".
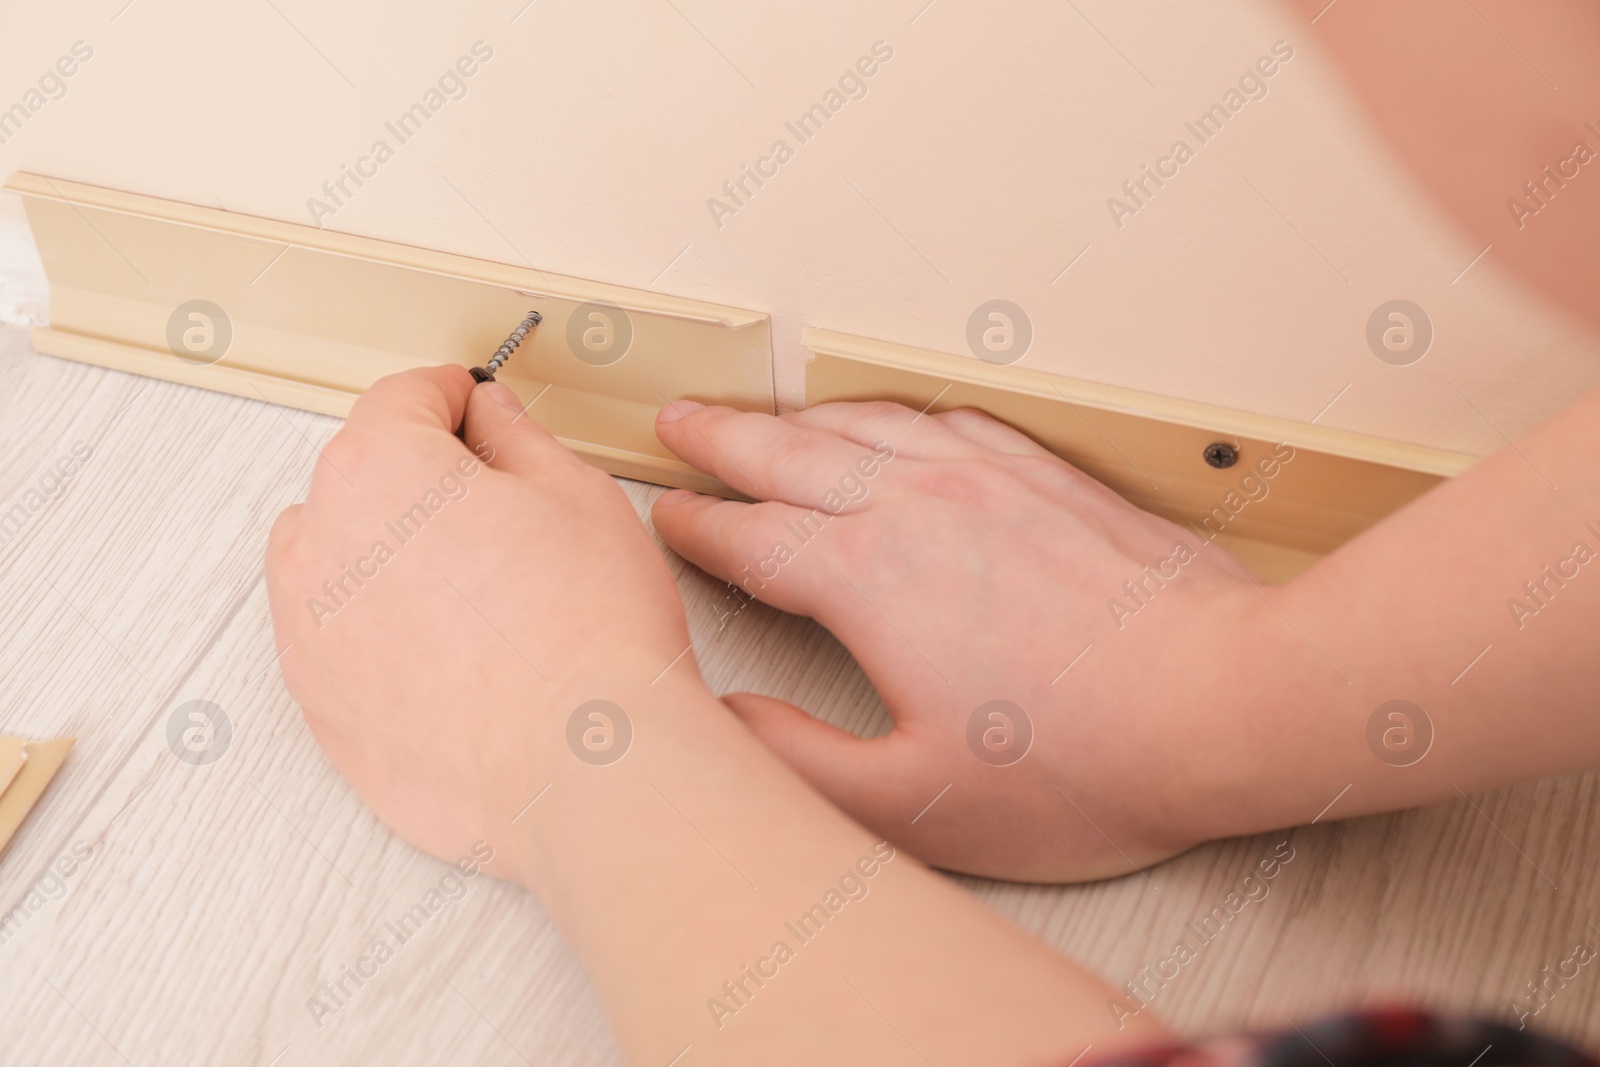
[{"xmin": 1, "ymin": 0, "xmax": 1595, "ymax": 451}]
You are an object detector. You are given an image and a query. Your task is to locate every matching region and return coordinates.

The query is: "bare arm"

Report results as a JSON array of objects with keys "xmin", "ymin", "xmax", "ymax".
[
  {"xmin": 1204, "ymin": 382, "xmax": 1600, "ymax": 831},
  {"xmin": 264, "ymin": 368, "xmax": 1168, "ymax": 1065},
  {"xmin": 520, "ymin": 672, "xmax": 1164, "ymax": 1064}
]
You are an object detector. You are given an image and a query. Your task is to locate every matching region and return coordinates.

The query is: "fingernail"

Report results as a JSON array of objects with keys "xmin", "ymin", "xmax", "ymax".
[
  {"xmin": 658, "ymin": 399, "xmax": 704, "ymax": 423},
  {"xmin": 483, "ymin": 381, "xmax": 523, "ymax": 412},
  {"xmin": 657, "ymin": 489, "xmax": 696, "ymax": 506}
]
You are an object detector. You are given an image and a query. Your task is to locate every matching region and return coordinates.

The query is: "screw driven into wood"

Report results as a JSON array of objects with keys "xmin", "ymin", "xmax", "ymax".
[
  {"xmin": 470, "ymin": 310, "xmax": 542, "ymax": 383},
  {"xmin": 1203, "ymin": 442, "xmax": 1238, "ymax": 469}
]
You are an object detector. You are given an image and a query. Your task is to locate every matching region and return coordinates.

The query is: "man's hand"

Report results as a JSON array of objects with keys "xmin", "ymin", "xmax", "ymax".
[{"xmin": 653, "ymin": 399, "xmax": 1269, "ymax": 882}]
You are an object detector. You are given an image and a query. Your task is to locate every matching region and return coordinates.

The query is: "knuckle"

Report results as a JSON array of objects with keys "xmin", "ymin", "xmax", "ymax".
[
  {"xmin": 938, "ymin": 406, "xmax": 998, "ymax": 431},
  {"xmin": 765, "ymin": 434, "xmax": 816, "ymax": 479},
  {"xmin": 903, "ymin": 456, "xmax": 1009, "ymax": 506},
  {"xmin": 265, "ymin": 513, "xmax": 320, "ymax": 610},
  {"xmin": 857, "ymin": 400, "xmax": 916, "ymax": 426},
  {"xmin": 1009, "ymin": 452, "xmax": 1107, "ymax": 503},
  {"xmin": 318, "ymin": 430, "xmax": 382, "ymax": 479},
  {"xmin": 265, "ymin": 509, "xmax": 301, "ymax": 573},
  {"xmin": 864, "ymin": 399, "xmax": 915, "ymax": 422}
]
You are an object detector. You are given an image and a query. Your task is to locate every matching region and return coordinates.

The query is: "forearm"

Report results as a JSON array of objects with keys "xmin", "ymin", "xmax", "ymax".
[
  {"xmin": 507, "ymin": 671, "xmax": 1168, "ymax": 1066},
  {"xmin": 1207, "ymin": 385, "xmax": 1600, "ymax": 830}
]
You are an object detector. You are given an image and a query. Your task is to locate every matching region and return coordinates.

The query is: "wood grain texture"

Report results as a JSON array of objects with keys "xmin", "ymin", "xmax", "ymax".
[{"xmin": 0, "ymin": 326, "xmax": 1595, "ymax": 1066}]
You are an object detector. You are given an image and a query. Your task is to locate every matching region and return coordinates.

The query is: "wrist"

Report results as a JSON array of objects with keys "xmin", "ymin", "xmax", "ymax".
[
  {"xmin": 497, "ymin": 665, "xmax": 727, "ymax": 899},
  {"xmin": 1155, "ymin": 583, "xmax": 1338, "ymax": 842}
]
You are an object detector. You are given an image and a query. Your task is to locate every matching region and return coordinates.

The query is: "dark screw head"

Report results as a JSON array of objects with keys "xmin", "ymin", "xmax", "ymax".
[{"xmin": 1203, "ymin": 442, "xmax": 1238, "ymax": 469}]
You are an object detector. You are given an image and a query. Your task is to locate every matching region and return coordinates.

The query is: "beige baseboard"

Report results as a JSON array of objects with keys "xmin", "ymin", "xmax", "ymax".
[
  {"xmin": 6, "ymin": 171, "xmax": 1478, "ymax": 580},
  {"xmin": 4, "ymin": 172, "xmax": 774, "ymax": 497},
  {"xmin": 804, "ymin": 328, "xmax": 1478, "ymax": 580}
]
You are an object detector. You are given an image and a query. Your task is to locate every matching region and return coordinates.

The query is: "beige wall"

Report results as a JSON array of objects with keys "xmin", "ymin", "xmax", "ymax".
[{"xmin": 1, "ymin": 0, "xmax": 1594, "ymax": 450}]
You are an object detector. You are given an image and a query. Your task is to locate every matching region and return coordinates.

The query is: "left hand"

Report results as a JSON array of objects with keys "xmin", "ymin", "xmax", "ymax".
[{"xmin": 651, "ymin": 399, "xmax": 1271, "ymax": 882}]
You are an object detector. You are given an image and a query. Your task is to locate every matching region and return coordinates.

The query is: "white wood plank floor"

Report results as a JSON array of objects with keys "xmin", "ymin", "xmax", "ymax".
[{"xmin": 0, "ymin": 326, "xmax": 1595, "ymax": 1065}]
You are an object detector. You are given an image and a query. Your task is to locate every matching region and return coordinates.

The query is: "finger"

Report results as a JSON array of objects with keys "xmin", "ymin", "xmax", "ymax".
[
  {"xmin": 722, "ymin": 692, "xmax": 917, "ymax": 822},
  {"xmin": 343, "ymin": 365, "xmax": 475, "ymax": 439},
  {"xmin": 933, "ymin": 407, "xmax": 1056, "ymax": 457},
  {"xmin": 308, "ymin": 366, "xmax": 474, "ymax": 499},
  {"xmin": 652, "ymin": 491, "xmax": 833, "ymax": 616},
  {"xmin": 783, "ymin": 400, "xmax": 983, "ymax": 460},
  {"xmin": 461, "ymin": 381, "xmax": 589, "ymax": 480},
  {"xmin": 655, "ymin": 403, "xmax": 883, "ymax": 508}
]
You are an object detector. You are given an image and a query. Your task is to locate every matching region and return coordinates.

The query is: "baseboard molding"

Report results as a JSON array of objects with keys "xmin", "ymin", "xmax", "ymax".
[
  {"xmin": 7, "ymin": 171, "xmax": 1478, "ymax": 580},
  {"xmin": 803, "ymin": 328, "xmax": 1479, "ymax": 580},
  {"xmin": 4, "ymin": 172, "xmax": 774, "ymax": 496}
]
